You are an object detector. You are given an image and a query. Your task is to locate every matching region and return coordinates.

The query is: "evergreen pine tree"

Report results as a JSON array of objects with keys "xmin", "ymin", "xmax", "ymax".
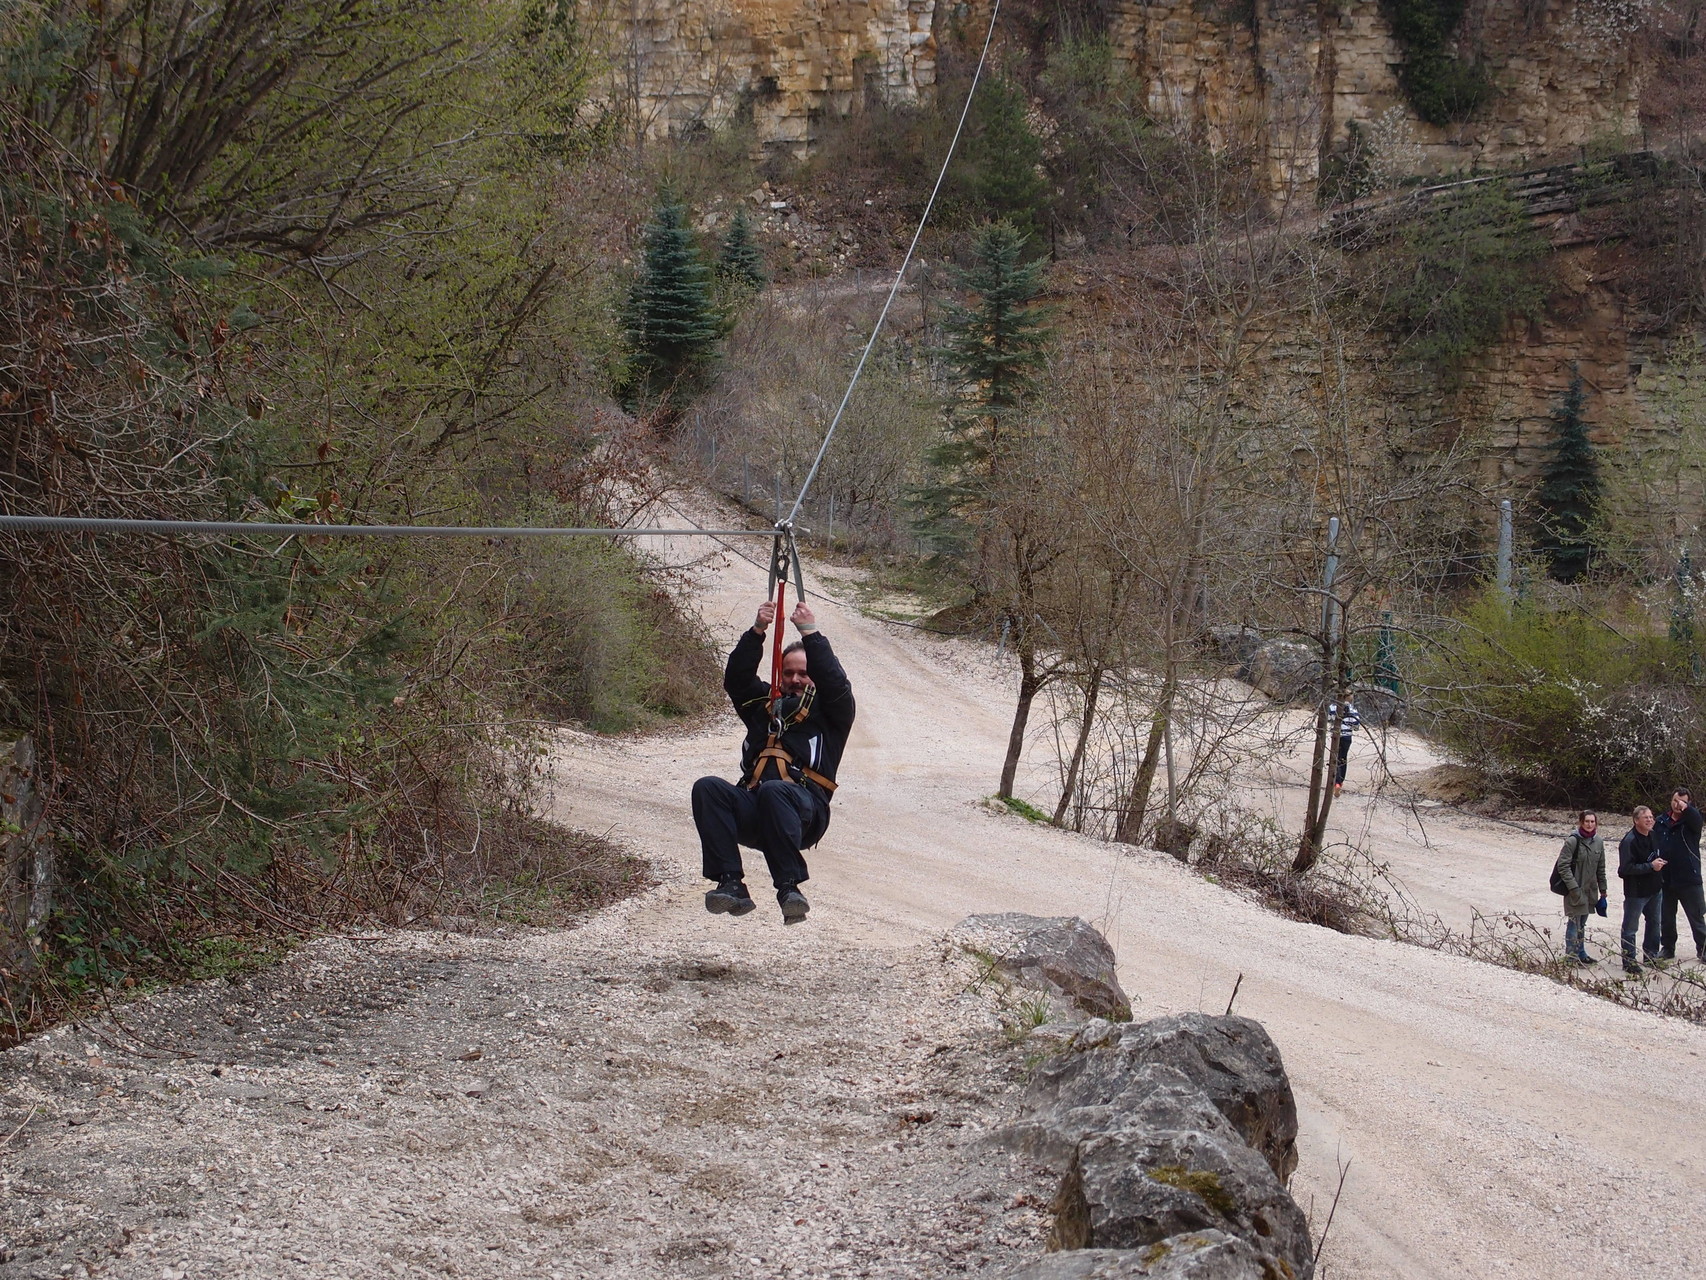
[
  {"xmin": 717, "ymin": 206, "xmax": 767, "ymax": 292},
  {"xmin": 919, "ymin": 220, "xmax": 1053, "ymax": 549},
  {"xmin": 1536, "ymin": 368, "xmax": 1601, "ymax": 583},
  {"xmin": 961, "ymin": 77, "xmax": 1049, "ymax": 241},
  {"xmin": 622, "ymin": 194, "xmax": 721, "ymax": 407}
]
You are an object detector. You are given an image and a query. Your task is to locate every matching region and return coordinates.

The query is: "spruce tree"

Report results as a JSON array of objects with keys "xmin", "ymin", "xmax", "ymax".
[
  {"xmin": 622, "ymin": 194, "xmax": 721, "ymax": 407},
  {"xmin": 717, "ymin": 206, "xmax": 767, "ymax": 292},
  {"xmin": 1536, "ymin": 368, "xmax": 1601, "ymax": 583},
  {"xmin": 961, "ymin": 77, "xmax": 1048, "ymax": 241},
  {"xmin": 920, "ymin": 220, "xmax": 1053, "ymax": 547}
]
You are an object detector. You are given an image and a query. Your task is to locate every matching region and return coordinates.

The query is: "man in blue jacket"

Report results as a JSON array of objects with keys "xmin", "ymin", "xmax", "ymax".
[
  {"xmin": 690, "ymin": 599, "xmax": 856, "ymax": 924},
  {"xmin": 1655, "ymin": 786, "xmax": 1706, "ymax": 963}
]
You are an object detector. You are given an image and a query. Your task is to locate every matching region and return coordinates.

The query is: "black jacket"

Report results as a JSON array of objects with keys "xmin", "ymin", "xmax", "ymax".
[
  {"xmin": 1655, "ymin": 804, "xmax": 1704, "ymax": 888},
  {"xmin": 724, "ymin": 628, "xmax": 856, "ymax": 802},
  {"xmin": 1620, "ymin": 827, "xmax": 1665, "ymax": 898}
]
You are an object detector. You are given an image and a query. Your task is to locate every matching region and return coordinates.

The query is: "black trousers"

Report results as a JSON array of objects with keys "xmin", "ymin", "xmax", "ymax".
[
  {"xmin": 691, "ymin": 776, "xmax": 828, "ymax": 892},
  {"xmin": 1661, "ymin": 882, "xmax": 1706, "ymax": 957},
  {"xmin": 1334, "ymin": 735, "xmax": 1352, "ymax": 785}
]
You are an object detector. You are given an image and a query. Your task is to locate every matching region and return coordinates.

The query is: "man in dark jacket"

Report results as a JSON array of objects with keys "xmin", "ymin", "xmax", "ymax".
[
  {"xmin": 690, "ymin": 599, "xmax": 856, "ymax": 924},
  {"xmin": 1619, "ymin": 805, "xmax": 1667, "ymax": 974},
  {"xmin": 1656, "ymin": 786, "xmax": 1706, "ymax": 962}
]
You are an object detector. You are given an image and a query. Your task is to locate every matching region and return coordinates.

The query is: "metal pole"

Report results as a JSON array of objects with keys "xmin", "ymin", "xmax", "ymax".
[
  {"xmin": 1321, "ymin": 516, "xmax": 1341, "ymax": 648},
  {"xmin": 775, "ymin": 472, "xmax": 782, "ymax": 522},
  {"xmin": 1495, "ymin": 499, "xmax": 1513, "ymax": 602}
]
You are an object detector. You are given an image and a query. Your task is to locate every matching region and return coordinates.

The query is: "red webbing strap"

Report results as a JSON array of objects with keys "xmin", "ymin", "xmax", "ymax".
[{"xmin": 768, "ymin": 572, "xmax": 787, "ymax": 703}]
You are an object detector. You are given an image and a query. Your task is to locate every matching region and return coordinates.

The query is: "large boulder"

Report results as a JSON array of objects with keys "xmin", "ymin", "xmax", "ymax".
[
  {"xmin": 996, "ymin": 1232, "xmax": 1284, "ymax": 1279},
  {"xmin": 1204, "ymin": 626, "xmax": 1263, "ymax": 670},
  {"xmin": 995, "ymin": 1062, "xmax": 1234, "ymax": 1171},
  {"xmin": 1050, "ymin": 1126, "xmax": 1313, "ymax": 1279},
  {"xmin": 953, "ymin": 914, "xmax": 1132, "ymax": 1021},
  {"xmin": 1028, "ymin": 1015, "xmax": 1299, "ymax": 1183},
  {"xmin": 1243, "ymin": 640, "xmax": 1320, "ymax": 703}
]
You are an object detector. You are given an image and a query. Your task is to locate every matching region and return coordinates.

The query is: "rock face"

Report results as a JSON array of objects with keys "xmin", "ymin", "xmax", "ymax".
[
  {"xmin": 953, "ymin": 914, "xmax": 1133, "ymax": 1022},
  {"xmin": 614, "ymin": 0, "xmax": 938, "ymax": 153},
  {"xmin": 997, "ymin": 1013, "xmax": 1312, "ymax": 1280},
  {"xmin": 616, "ymin": 0, "xmax": 1643, "ymax": 179},
  {"xmin": 1107, "ymin": 0, "xmax": 1646, "ymax": 195},
  {"xmin": 1000, "ymin": 1232, "xmax": 1282, "ymax": 1279}
]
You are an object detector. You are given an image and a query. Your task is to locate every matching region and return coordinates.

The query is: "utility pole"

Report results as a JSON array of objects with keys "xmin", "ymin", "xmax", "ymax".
[{"xmin": 1495, "ymin": 499, "xmax": 1513, "ymax": 604}]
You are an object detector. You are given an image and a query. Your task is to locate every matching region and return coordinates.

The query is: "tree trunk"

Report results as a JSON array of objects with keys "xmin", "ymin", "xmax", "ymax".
[
  {"xmin": 998, "ymin": 629, "xmax": 1043, "ymax": 799},
  {"xmin": 1052, "ymin": 667, "xmax": 1104, "ymax": 826},
  {"xmin": 1115, "ymin": 673, "xmax": 1174, "ymax": 844},
  {"xmin": 1294, "ymin": 646, "xmax": 1350, "ymax": 873}
]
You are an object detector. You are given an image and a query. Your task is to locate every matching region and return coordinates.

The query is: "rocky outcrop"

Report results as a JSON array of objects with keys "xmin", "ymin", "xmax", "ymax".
[
  {"xmin": 617, "ymin": 0, "xmax": 1644, "ymax": 181},
  {"xmin": 994, "ymin": 1013, "xmax": 1311, "ymax": 1280},
  {"xmin": 953, "ymin": 914, "xmax": 1133, "ymax": 1022},
  {"xmin": 613, "ymin": 0, "xmax": 938, "ymax": 153},
  {"xmin": 1107, "ymin": 0, "xmax": 1647, "ymax": 196}
]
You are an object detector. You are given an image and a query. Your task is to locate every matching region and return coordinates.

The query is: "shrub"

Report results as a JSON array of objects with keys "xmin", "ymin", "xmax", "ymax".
[
  {"xmin": 1415, "ymin": 595, "xmax": 1703, "ymax": 806},
  {"xmin": 1381, "ymin": 0, "xmax": 1494, "ymax": 125},
  {"xmin": 1375, "ymin": 179, "xmax": 1550, "ymax": 371}
]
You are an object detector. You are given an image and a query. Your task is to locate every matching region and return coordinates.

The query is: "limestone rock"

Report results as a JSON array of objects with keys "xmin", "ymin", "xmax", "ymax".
[
  {"xmin": 953, "ymin": 914, "xmax": 1132, "ymax": 1021},
  {"xmin": 1030, "ymin": 1015, "xmax": 1299, "ymax": 1183},
  {"xmin": 1049, "ymin": 1126, "xmax": 1313, "ymax": 1279},
  {"xmin": 1244, "ymin": 641, "xmax": 1320, "ymax": 704},
  {"xmin": 994, "ymin": 1062, "xmax": 1238, "ymax": 1173},
  {"xmin": 997, "ymin": 1232, "xmax": 1283, "ymax": 1279}
]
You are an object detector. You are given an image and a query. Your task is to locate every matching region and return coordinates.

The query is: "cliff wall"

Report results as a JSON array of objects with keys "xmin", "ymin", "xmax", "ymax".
[
  {"xmin": 1107, "ymin": 0, "xmax": 1647, "ymax": 196},
  {"xmin": 621, "ymin": 0, "xmax": 1647, "ymax": 185},
  {"xmin": 614, "ymin": 0, "xmax": 938, "ymax": 152}
]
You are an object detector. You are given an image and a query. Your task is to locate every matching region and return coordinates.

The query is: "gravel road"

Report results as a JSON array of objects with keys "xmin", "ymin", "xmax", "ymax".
[{"xmin": 5, "ymin": 507, "xmax": 1706, "ymax": 1279}]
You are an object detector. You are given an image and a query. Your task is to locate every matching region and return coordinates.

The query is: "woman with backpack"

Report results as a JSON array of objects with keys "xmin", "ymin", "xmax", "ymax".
[{"xmin": 1553, "ymin": 810, "xmax": 1607, "ymax": 965}]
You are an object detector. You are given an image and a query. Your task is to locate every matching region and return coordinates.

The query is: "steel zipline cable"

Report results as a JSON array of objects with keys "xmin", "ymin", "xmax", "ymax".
[
  {"xmin": 783, "ymin": 0, "xmax": 1004, "ymax": 527},
  {"xmin": 0, "ymin": 515, "xmax": 778, "ymax": 539},
  {"xmin": 0, "ymin": 2, "xmax": 1002, "ymax": 547}
]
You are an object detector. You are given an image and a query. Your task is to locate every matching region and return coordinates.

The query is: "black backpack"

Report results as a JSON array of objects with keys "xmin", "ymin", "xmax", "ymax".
[{"xmin": 1549, "ymin": 834, "xmax": 1576, "ymax": 895}]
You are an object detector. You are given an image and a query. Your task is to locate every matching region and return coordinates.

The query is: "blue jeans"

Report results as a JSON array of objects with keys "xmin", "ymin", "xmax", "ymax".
[
  {"xmin": 1564, "ymin": 914, "xmax": 1590, "ymax": 960},
  {"xmin": 1622, "ymin": 892, "xmax": 1662, "ymax": 964}
]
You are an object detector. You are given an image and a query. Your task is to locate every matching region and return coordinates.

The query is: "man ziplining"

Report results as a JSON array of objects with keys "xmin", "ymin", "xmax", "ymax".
[{"xmin": 691, "ymin": 598, "xmax": 856, "ymax": 924}]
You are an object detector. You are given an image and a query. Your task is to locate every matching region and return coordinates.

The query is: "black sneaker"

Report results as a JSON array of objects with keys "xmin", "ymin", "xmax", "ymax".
[
  {"xmin": 777, "ymin": 886, "xmax": 810, "ymax": 925},
  {"xmin": 1624, "ymin": 962, "xmax": 1644, "ymax": 975},
  {"xmin": 705, "ymin": 881, "xmax": 756, "ymax": 916}
]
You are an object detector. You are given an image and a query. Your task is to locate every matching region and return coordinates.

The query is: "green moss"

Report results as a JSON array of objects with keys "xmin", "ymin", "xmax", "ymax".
[{"xmin": 1148, "ymin": 1165, "xmax": 1238, "ymax": 1218}]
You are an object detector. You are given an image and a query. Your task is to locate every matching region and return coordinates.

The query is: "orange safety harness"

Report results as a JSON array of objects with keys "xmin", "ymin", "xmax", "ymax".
[{"xmin": 743, "ymin": 526, "xmax": 837, "ymax": 797}]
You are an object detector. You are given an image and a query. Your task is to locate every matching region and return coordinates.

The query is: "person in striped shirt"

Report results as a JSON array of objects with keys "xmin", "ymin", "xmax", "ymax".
[{"xmin": 1328, "ymin": 699, "xmax": 1360, "ymax": 797}]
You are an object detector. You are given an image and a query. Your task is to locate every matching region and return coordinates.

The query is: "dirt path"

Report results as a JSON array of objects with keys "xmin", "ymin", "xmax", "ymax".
[
  {"xmin": 6, "ymin": 510, "xmax": 1706, "ymax": 1279},
  {"xmin": 566, "ymin": 520, "xmax": 1706, "ymax": 1278}
]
